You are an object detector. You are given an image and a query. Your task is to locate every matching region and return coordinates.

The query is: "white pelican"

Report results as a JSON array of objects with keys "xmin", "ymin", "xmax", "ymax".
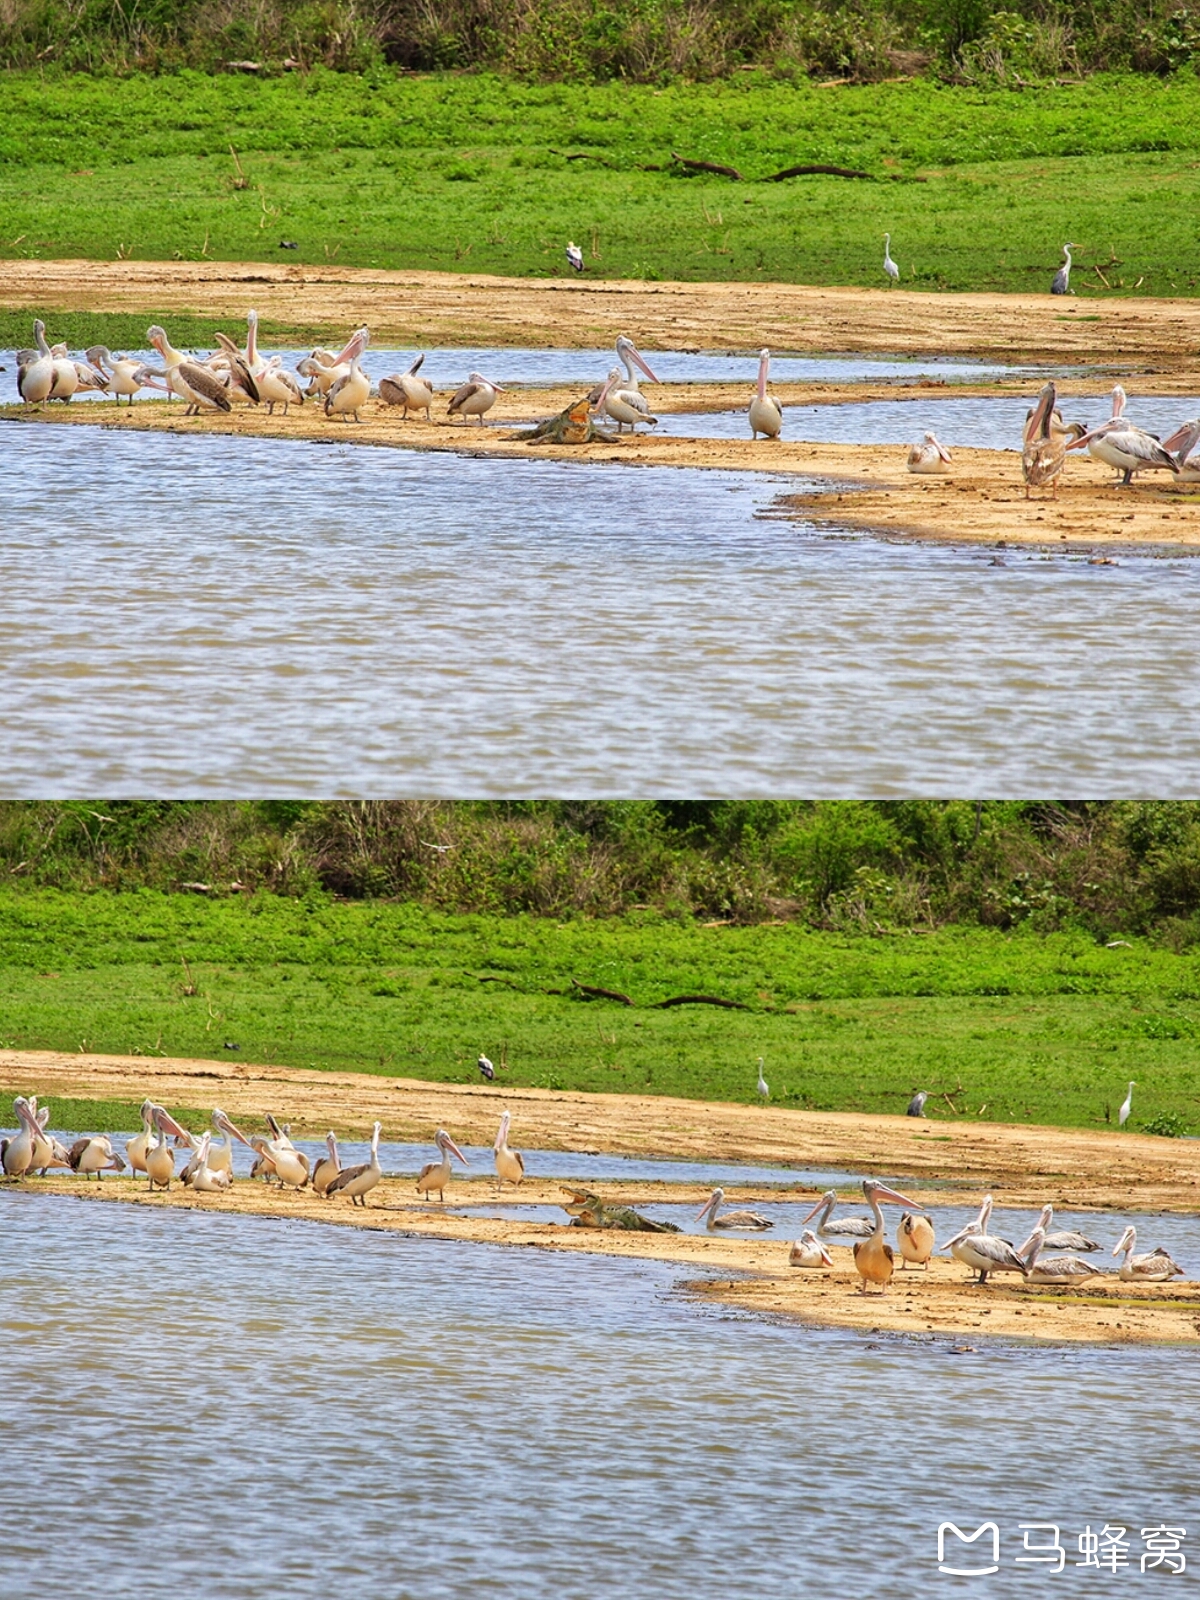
[
  {"xmin": 296, "ymin": 327, "xmax": 370, "ymax": 396},
  {"xmin": 852, "ymin": 1179, "xmax": 922, "ymax": 1292},
  {"xmin": 695, "ymin": 1187, "xmax": 773, "ymax": 1230},
  {"xmin": 1118, "ymin": 1080, "xmax": 1135, "ymax": 1127},
  {"xmin": 1067, "ymin": 416, "xmax": 1178, "ymax": 487},
  {"xmin": 1022, "ymin": 381, "xmax": 1086, "ymax": 497},
  {"xmin": 416, "ymin": 1128, "xmax": 468, "ymax": 1201},
  {"xmin": 801, "ymin": 1188, "xmax": 873, "ymax": 1239},
  {"xmin": 261, "ymin": 1113, "xmax": 310, "ymax": 1188},
  {"xmin": 188, "ymin": 1132, "xmax": 232, "ymax": 1193},
  {"xmin": 2, "ymin": 1096, "xmax": 38, "ymax": 1176},
  {"xmin": 907, "ymin": 432, "xmax": 952, "ymax": 474},
  {"xmin": 1021, "ymin": 1226, "xmax": 1104, "ymax": 1284},
  {"xmin": 209, "ymin": 1108, "xmax": 252, "ymax": 1178},
  {"xmin": 208, "ymin": 332, "xmax": 261, "ymax": 404},
  {"xmin": 1113, "ymin": 1225, "xmax": 1183, "ymax": 1282},
  {"xmin": 1051, "ymin": 242, "xmax": 1074, "ymax": 296},
  {"xmin": 327, "ymin": 1121, "xmax": 383, "ymax": 1206},
  {"xmin": 379, "ymin": 354, "xmax": 434, "ymax": 420},
  {"xmin": 1163, "ymin": 418, "xmax": 1200, "ymax": 481},
  {"xmin": 748, "ymin": 349, "xmax": 782, "ymax": 440},
  {"xmin": 325, "ymin": 353, "xmax": 370, "ymax": 423},
  {"xmin": 17, "ymin": 321, "xmax": 55, "ymax": 406},
  {"xmin": 311, "ymin": 1131, "xmax": 342, "ymax": 1196},
  {"xmin": 448, "ymin": 371, "xmax": 505, "ymax": 425},
  {"xmin": 86, "ymin": 346, "xmax": 146, "ymax": 405},
  {"xmin": 603, "ymin": 335, "xmax": 659, "ymax": 431},
  {"xmin": 28, "ymin": 1101, "xmax": 52, "ymax": 1173},
  {"xmin": 944, "ymin": 1196, "xmax": 1028, "ymax": 1284},
  {"xmin": 145, "ymin": 1104, "xmax": 194, "ymax": 1190},
  {"xmin": 493, "ymin": 1111, "xmax": 525, "ymax": 1192},
  {"xmin": 147, "ymin": 325, "xmax": 232, "ymax": 414},
  {"xmin": 68, "ymin": 1135, "xmax": 126, "ymax": 1180},
  {"xmin": 789, "ymin": 1229, "xmax": 834, "ymax": 1267},
  {"xmin": 1016, "ymin": 1205, "xmax": 1099, "ymax": 1255},
  {"xmin": 756, "ymin": 1057, "xmax": 769, "ymax": 1099},
  {"xmin": 566, "ymin": 241, "xmax": 585, "ymax": 273},
  {"xmin": 48, "ymin": 343, "xmax": 79, "ymax": 401},
  {"xmin": 898, "ymin": 1211, "xmax": 935, "ymax": 1268},
  {"xmin": 125, "ymin": 1099, "xmax": 157, "ymax": 1176},
  {"xmin": 245, "ymin": 311, "xmax": 306, "ymax": 412},
  {"xmin": 883, "ymin": 233, "xmax": 900, "ymax": 286}
]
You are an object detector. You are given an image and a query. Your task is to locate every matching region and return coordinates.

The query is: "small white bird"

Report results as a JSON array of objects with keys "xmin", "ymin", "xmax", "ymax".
[
  {"xmin": 566, "ymin": 241, "xmax": 585, "ymax": 273},
  {"xmin": 756, "ymin": 1057, "xmax": 769, "ymax": 1100},
  {"xmin": 883, "ymin": 233, "xmax": 900, "ymax": 286},
  {"xmin": 478, "ymin": 1054, "xmax": 495, "ymax": 1081},
  {"xmin": 1118, "ymin": 1080, "xmax": 1135, "ymax": 1128}
]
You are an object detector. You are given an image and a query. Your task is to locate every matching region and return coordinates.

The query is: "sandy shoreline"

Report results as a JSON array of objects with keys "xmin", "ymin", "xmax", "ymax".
[{"xmin": 4, "ymin": 1050, "xmax": 1199, "ymax": 1345}]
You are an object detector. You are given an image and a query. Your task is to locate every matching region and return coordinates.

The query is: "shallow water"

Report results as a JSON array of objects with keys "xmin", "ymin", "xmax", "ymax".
[
  {"xmin": 0, "ymin": 1195, "xmax": 1194, "ymax": 1598},
  {"xmin": 6, "ymin": 423, "xmax": 1200, "ymax": 793}
]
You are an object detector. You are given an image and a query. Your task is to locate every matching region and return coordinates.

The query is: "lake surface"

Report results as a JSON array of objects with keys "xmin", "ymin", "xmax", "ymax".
[
  {"xmin": 4, "ymin": 422, "xmax": 1200, "ymax": 794},
  {"xmin": 0, "ymin": 1194, "xmax": 1194, "ymax": 1599}
]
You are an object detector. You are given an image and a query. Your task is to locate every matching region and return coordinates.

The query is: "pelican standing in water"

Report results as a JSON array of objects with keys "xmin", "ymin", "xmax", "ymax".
[
  {"xmin": 493, "ymin": 1112, "xmax": 525, "ymax": 1192},
  {"xmin": 311, "ymin": 1131, "xmax": 342, "ymax": 1196},
  {"xmin": 789, "ymin": 1229, "xmax": 834, "ymax": 1267},
  {"xmin": 327, "ymin": 1121, "xmax": 383, "ymax": 1206},
  {"xmin": 1021, "ymin": 1227, "xmax": 1104, "ymax": 1284},
  {"xmin": 883, "ymin": 233, "xmax": 900, "ymax": 286},
  {"xmin": 1022, "ymin": 381, "xmax": 1086, "ymax": 497},
  {"xmin": 1118, "ymin": 1080, "xmax": 1135, "ymax": 1127},
  {"xmin": 748, "ymin": 349, "xmax": 782, "ymax": 440},
  {"xmin": 944, "ymin": 1196, "xmax": 1028, "ymax": 1284},
  {"xmin": 897, "ymin": 1211, "xmax": 935, "ymax": 1269},
  {"xmin": 696, "ymin": 1187, "xmax": 773, "ymax": 1230},
  {"xmin": 1113, "ymin": 1225, "xmax": 1183, "ymax": 1282},
  {"xmin": 756, "ymin": 1057, "xmax": 769, "ymax": 1100},
  {"xmin": 147, "ymin": 325, "xmax": 232, "ymax": 414},
  {"xmin": 852, "ymin": 1179, "xmax": 923, "ymax": 1293},
  {"xmin": 448, "ymin": 372, "xmax": 504, "ymax": 425},
  {"xmin": 907, "ymin": 432, "xmax": 952, "ymax": 474},
  {"xmin": 801, "ymin": 1188, "xmax": 873, "ymax": 1240},
  {"xmin": 379, "ymin": 354, "xmax": 434, "ymax": 420},
  {"xmin": 416, "ymin": 1128, "xmax": 469, "ymax": 1201}
]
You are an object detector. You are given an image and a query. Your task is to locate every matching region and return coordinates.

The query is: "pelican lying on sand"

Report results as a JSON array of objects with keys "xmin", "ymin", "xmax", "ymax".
[
  {"xmin": 696, "ymin": 1187, "xmax": 773, "ymax": 1231},
  {"xmin": 748, "ymin": 348, "xmax": 782, "ymax": 440},
  {"xmin": 1021, "ymin": 1226, "xmax": 1104, "ymax": 1284},
  {"xmin": 416, "ymin": 1128, "xmax": 469, "ymax": 1201},
  {"xmin": 1113, "ymin": 1226, "xmax": 1184, "ymax": 1282},
  {"xmin": 802, "ymin": 1189, "xmax": 873, "ymax": 1239},
  {"xmin": 789, "ymin": 1229, "xmax": 834, "ymax": 1267},
  {"xmin": 852, "ymin": 1179, "xmax": 923, "ymax": 1293},
  {"xmin": 907, "ymin": 432, "xmax": 952, "ymax": 474},
  {"xmin": 1022, "ymin": 381, "xmax": 1086, "ymax": 498}
]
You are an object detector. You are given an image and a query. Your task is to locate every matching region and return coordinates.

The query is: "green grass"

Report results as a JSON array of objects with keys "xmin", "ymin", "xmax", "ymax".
[
  {"xmin": 2, "ymin": 70, "xmax": 1199, "ymax": 305},
  {"xmin": 3, "ymin": 888, "xmax": 1199, "ymax": 1134}
]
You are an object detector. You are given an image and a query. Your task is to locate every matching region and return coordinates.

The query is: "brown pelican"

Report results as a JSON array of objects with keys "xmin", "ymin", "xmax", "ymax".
[
  {"xmin": 756, "ymin": 1057, "xmax": 769, "ymax": 1099},
  {"xmin": 448, "ymin": 371, "xmax": 505, "ymax": 425},
  {"xmin": 416, "ymin": 1128, "xmax": 469, "ymax": 1201},
  {"xmin": 1163, "ymin": 418, "xmax": 1200, "ymax": 481},
  {"xmin": 852, "ymin": 1179, "xmax": 923, "ymax": 1292},
  {"xmin": 1118, "ymin": 1080, "xmax": 1135, "ymax": 1127},
  {"xmin": 696, "ymin": 1187, "xmax": 774, "ymax": 1231},
  {"xmin": 379, "ymin": 354, "xmax": 434, "ymax": 420},
  {"xmin": 17, "ymin": 321, "xmax": 55, "ymax": 406},
  {"xmin": 898, "ymin": 1211, "xmax": 935, "ymax": 1269},
  {"xmin": 748, "ymin": 349, "xmax": 783, "ymax": 440},
  {"xmin": 327, "ymin": 1121, "xmax": 383, "ymax": 1206},
  {"xmin": 1016, "ymin": 1205, "xmax": 1099, "ymax": 1255},
  {"xmin": 1113, "ymin": 1225, "xmax": 1183, "ymax": 1282},
  {"xmin": 1022, "ymin": 381, "xmax": 1086, "ymax": 497},
  {"xmin": 2, "ymin": 1096, "xmax": 39, "ymax": 1176},
  {"xmin": 603, "ymin": 335, "xmax": 659, "ymax": 432},
  {"xmin": 789, "ymin": 1229, "xmax": 834, "ymax": 1267},
  {"xmin": 325, "ymin": 353, "xmax": 370, "ymax": 423},
  {"xmin": 1051, "ymin": 243, "xmax": 1074, "ymax": 296},
  {"xmin": 493, "ymin": 1112, "xmax": 525, "ymax": 1192},
  {"xmin": 907, "ymin": 432, "xmax": 952, "ymax": 474},
  {"xmin": 148, "ymin": 326, "xmax": 232, "ymax": 415},
  {"xmin": 883, "ymin": 233, "xmax": 900, "ymax": 286},
  {"xmin": 311, "ymin": 1131, "xmax": 342, "ymax": 1196},
  {"xmin": 1021, "ymin": 1226, "xmax": 1104, "ymax": 1284},
  {"xmin": 69, "ymin": 1135, "xmax": 126, "ymax": 1180},
  {"xmin": 801, "ymin": 1188, "xmax": 873, "ymax": 1239},
  {"xmin": 944, "ymin": 1196, "xmax": 1027, "ymax": 1284}
]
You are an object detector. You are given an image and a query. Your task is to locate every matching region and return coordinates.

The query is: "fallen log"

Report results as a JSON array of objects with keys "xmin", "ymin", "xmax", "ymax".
[
  {"xmin": 570, "ymin": 979, "xmax": 635, "ymax": 1005},
  {"xmin": 671, "ymin": 152, "xmax": 745, "ymax": 179},
  {"xmin": 654, "ymin": 993, "xmax": 752, "ymax": 1011}
]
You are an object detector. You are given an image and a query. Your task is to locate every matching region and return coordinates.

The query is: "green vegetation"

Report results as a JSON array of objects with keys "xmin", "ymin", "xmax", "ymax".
[
  {"xmin": 2, "ymin": 72, "xmax": 1199, "ymax": 295},
  {"xmin": 2, "ymin": 885, "xmax": 1198, "ymax": 1133}
]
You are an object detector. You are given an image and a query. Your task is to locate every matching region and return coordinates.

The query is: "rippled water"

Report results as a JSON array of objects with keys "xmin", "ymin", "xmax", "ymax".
[
  {"xmin": 5, "ymin": 420, "xmax": 1200, "ymax": 794},
  {"xmin": 0, "ymin": 1195, "xmax": 1194, "ymax": 1599}
]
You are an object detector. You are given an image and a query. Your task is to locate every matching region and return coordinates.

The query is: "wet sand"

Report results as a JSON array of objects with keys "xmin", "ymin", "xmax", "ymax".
[{"xmin": 4, "ymin": 1050, "xmax": 1199, "ymax": 1344}]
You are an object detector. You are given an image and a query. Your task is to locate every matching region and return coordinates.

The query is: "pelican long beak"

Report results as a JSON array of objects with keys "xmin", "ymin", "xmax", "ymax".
[
  {"xmin": 800, "ymin": 1194, "xmax": 830, "ymax": 1225},
  {"xmin": 443, "ymin": 1133, "xmax": 469, "ymax": 1166},
  {"xmin": 695, "ymin": 1193, "xmax": 719, "ymax": 1221},
  {"xmin": 153, "ymin": 1106, "xmax": 196, "ymax": 1146},
  {"xmin": 622, "ymin": 339, "xmax": 659, "ymax": 383},
  {"xmin": 868, "ymin": 1181, "xmax": 921, "ymax": 1209},
  {"xmin": 819, "ymin": 1244, "xmax": 834, "ymax": 1266},
  {"xmin": 214, "ymin": 1109, "xmax": 254, "ymax": 1147},
  {"xmin": 334, "ymin": 326, "xmax": 370, "ymax": 364}
]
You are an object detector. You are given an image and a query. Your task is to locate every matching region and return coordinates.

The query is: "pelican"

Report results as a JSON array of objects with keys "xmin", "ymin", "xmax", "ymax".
[
  {"xmin": 1118, "ymin": 1081, "xmax": 1135, "ymax": 1127},
  {"xmin": 1016, "ymin": 1205, "xmax": 1099, "ymax": 1255},
  {"xmin": 125, "ymin": 1099, "xmax": 157, "ymax": 1176},
  {"xmin": 68, "ymin": 1135, "xmax": 126, "ymax": 1180},
  {"xmin": 147, "ymin": 325, "xmax": 232, "ymax": 414},
  {"xmin": 86, "ymin": 346, "xmax": 146, "ymax": 405},
  {"xmin": 261, "ymin": 1114, "xmax": 310, "ymax": 1188},
  {"xmin": 906, "ymin": 1090, "xmax": 928, "ymax": 1118},
  {"xmin": 566, "ymin": 241, "xmax": 585, "ymax": 273},
  {"xmin": 801, "ymin": 1188, "xmax": 873, "ymax": 1239},
  {"xmin": 756, "ymin": 1057, "xmax": 769, "ymax": 1099},
  {"xmin": 416, "ymin": 1128, "xmax": 468, "ymax": 1201},
  {"xmin": 17, "ymin": 321, "xmax": 54, "ymax": 406},
  {"xmin": 145, "ymin": 1104, "xmax": 195, "ymax": 1190},
  {"xmin": 379, "ymin": 354, "xmax": 433, "ymax": 420},
  {"xmin": 29, "ymin": 1102, "xmax": 53, "ymax": 1173},
  {"xmin": 897, "ymin": 1211, "xmax": 935, "ymax": 1268},
  {"xmin": 789, "ymin": 1229, "xmax": 834, "ymax": 1267},
  {"xmin": 311, "ymin": 1131, "xmax": 342, "ymax": 1196},
  {"xmin": 493, "ymin": 1111, "xmax": 525, "ymax": 1192},
  {"xmin": 448, "ymin": 371, "xmax": 505, "ymax": 425},
  {"xmin": 246, "ymin": 311, "xmax": 306, "ymax": 412},
  {"xmin": 1163, "ymin": 418, "xmax": 1200, "ymax": 481},
  {"xmin": 907, "ymin": 432, "xmax": 952, "ymax": 474},
  {"xmin": 1113, "ymin": 1225, "xmax": 1183, "ymax": 1282},
  {"xmin": 944, "ymin": 1196, "xmax": 1028, "ymax": 1284},
  {"xmin": 2, "ymin": 1096, "xmax": 38, "ymax": 1176},
  {"xmin": 749, "ymin": 349, "xmax": 782, "ymax": 440},
  {"xmin": 1021, "ymin": 1226, "xmax": 1104, "ymax": 1284},
  {"xmin": 695, "ymin": 1187, "xmax": 773, "ymax": 1230},
  {"xmin": 1051, "ymin": 243, "xmax": 1074, "ymax": 296},
  {"xmin": 327, "ymin": 1121, "xmax": 383, "ymax": 1206},
  {"xmin": 54, "ymin": 346, "xmax": 109, "ymax": 394},
  {"xmin": 209, "ymin": 332, "xmax": 261, "ymax": 404},
  {"xmin": 189, "ymin": 1132, "xmax": 232, "ymax": 1193},
  {"xmin": 852, "ymin": 1179, "xmax": 923, "ymax": 1292},
  {"xmin": 883, "ymin": 233, "xmax": 900, "ymax": 286},
  {"xmin": 603, "ymin": 335, "xmax": 659, "ymax": 431},
  {"xmin": 325, "ymin": 353, "xmax": 370, "ymax": 423},
  {"xmin": 209, "ymin": 1108, "xmax": 252, "ymax": 1178},
  {"xmin": 1022, "ymin": 381, "xmax": 1086, "ymax": 497},
  {"xmin": 1066, "ymin": 415, "xmax": 1178, "ymax": 487},
  {"xmin": 46, "ymin": 343, "xmax": 79, "ymax": 401},
  {"xmin": 296, "ymin": 326, "xmax": 370, "ymax": 396}
]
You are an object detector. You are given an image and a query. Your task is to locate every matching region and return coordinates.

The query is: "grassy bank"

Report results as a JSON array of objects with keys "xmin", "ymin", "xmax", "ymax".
[
  {"xmin": 1, "ymin": 72, "xmax": 1199, "ymax": 296},
  {"xmin": 2, "ymin": 887, "xmax": 1199, "ymax": 1133}
]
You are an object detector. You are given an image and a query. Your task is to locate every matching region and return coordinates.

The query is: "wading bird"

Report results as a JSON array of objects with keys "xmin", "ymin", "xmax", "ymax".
[
  {"xmin": 944, "ymin": 1196, "xmax": 1028, "ymax": 1284},
  {"xmin": 1067, "ymin": 419, "xmax": 1178, "ymax": 487},
  {"xmin": 883, "ymin": 233, "xmax": 900, "ymax": 286},
  {"xmin": 448, "ymin": 371, "xmax": 504, "ymax": 425},
  {"xmin": 416, "ymin": 1128, "xmax": 469, "ymax": 1201},
  {"xmin": 493, "ymin": 1112, "xmax": 525, "ymax": 1192},
  {"xmin": 898, "ymin": 1211, "xmax": 935, "ymax": 1268},
  {"xmin": 598, "ymin": 335, "xmax": 659, "ymax": 432},
  {"xmin": 1051, "ymin": 242, "xmax": 1075, "ymax": 296},
  {"xmin": 1021, "ymin": 1226, "xmax": 1104, "ymax": 1284},
  {"xmin": 802, "ymin": 1189, "xmax": 874, "ymax": 1240},
  {"xmin": 696, "ymin": 1187, "xmax": 773, "ymax": 1231},
  {"xmin": 906, "ymin": 1091, "xmax": 928, "ymax": 1118},
  {"xmin": 907, "ymin": 432, "xmax": 952, "ymax": 474},
  {"xmin": 312, "ymin": 1131, "xmax": 342, "ymax": 1196},
  {"xmin": 1118, "ymin": 1081, "xmax": 1135, "ymax": 1127},
  {"xmin": 566, "ymin": 241, "xmax": 585, "ymax": 273},
  {"xmin": 379, "ymin": 354, "xmax": 434, "ymax": 420},
  {"xmin": 1021, "ymin": 381, "xmax": 1087, "ymax": 498},
  {"xmin": 16, "ymin": 321, "xmax": 54, "ymax": 406},
  {"xmin": 147, "ymin": 325, "xmax": 232, "ymax": 415},
  {"xmin": 2, "ymin": 1096, "xmax": 39, "ymax": 1176},
  {"xmin": 1112, "ymin": 1225, "xmax": 1183, "ymax": 1282},
  {"xmin": 852, "ymin": 1178, "xmax": 923, "ymax": 1293},
  {"xmin": 477, "ymin": 1054, "xmax": 495, "ymax": 1081},
  {"xmin": 327, "ymin": 1121, "xmax": 383, "ymax": 1206},
  {"xmin": 1016, "ymin": 1204, "xmax": 1099, "ymax": 1255},
  {"xmin": 86, "ymin": 346, "xmax": 147, "ymax": 405},
  {"xmin": 749, "ymin": 348, "xmax": 783, "ymax": 440},
  {"xmin": 789, "ymin": 1229, "xmax": 834, "ymax": 1267},
  {"xmin": 756, "ymin": 1058, "xmax": 769, "ymax": 1100}
]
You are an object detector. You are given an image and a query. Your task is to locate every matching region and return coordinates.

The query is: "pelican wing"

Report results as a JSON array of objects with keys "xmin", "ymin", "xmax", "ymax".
[
  {"xmin": 378, "ymin": 377, "xmax": 407, "ymax": 406},
  {"xmin": 448, "ymin": 381, "xmax": 482, "ymax": 413},
  {"xmin": 178, "ymin": 362, "xmax": 233, "ymax": 412},
  {"xmin": 326, "ymin": 1160, "xmax": 368, "ymax": 1193}
]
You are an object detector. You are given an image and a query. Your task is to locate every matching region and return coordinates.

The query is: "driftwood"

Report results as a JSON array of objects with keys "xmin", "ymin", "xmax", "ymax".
[
  {"xmin": 653, "ymin": 993, "xmax": 753, "ymax": 1011},
  {"xmin": 762, "ymin": 162, "xmax": 874, "ymax": 181},
  {"xmin": 671, "ymin": 151, "xmax": 745, "ymax": 179},
  {"xmin": 570, "ymin": 979, "xmax": 635, "ymax": 1005},
  {"xmin": 671, "ymin": 152, "xmax": 921, "ymax": 183}
]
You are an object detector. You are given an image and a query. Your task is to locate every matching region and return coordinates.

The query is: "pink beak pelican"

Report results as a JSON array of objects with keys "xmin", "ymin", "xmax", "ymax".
[
  {"xmin": 695, "ymin": 1187, "xmax": 773, "ymax": 1230},
  {"xmin": 312, "ymin": 1131, "xmax": 342, "ymax": 1196},
  {"xmin": 68, "ymin": 1134, "xmax": 127, "ymax": 1180},
  {"xmin": 789, "ymin": 1229, "xmax": 834, "ymax": 1267},
  {"xmin": 261, "ymin": 1113, "xmax": 310, "ymax": 1188},
  {"xmin": 852, "ymin": 1179, "xmax": 923, "ymax": 1292},
  {"xmin": 1016, "ymin": 1204, "xmax": 1099, "ymax": 1255},
  {"xmin": 86, "ymin": 346, "xmax": 147, "ymax": 405},
  {"xmin": 801, "ymin": 1188, "xmax": 874, "ymax": 1240},
  {"xmin": 325, "ymin": 351, "xmax": 370, "ymax": 423},
  {"xmin": 1162, "ymin": 418, "xmax": 1200, "ymax": 482},
  {"xmin": 1021, "ymin": 381, "xmax": 1086, "ymax": 497},
  {"xmin": 145, "ymin": 1103, "xmax": 195, "ymax": 1190},
  {"xmin": 1066, "ymin": 386, "xmax": 1178, "ymax": 486},
  {"xmin": 416, "ymin": 1128, "xmax": 469, "ymax": 1201},
  {"xmin": 17, "ymin": 321, "xmax": 55, "ymax": 406},
  {"xmin": 124, "ymin": 1098, "xmax": 158, "ymax": 1177},
  {"xmin": 1113, "ymin": 1225, "xmax": 1183, "ymax": 1282},
  {"xmin": 748, "ymin": 348, "xmax": 782, "ymax": 440},
  {"xmin": 326, "ymin": 1121, "xmax": 383, "ymax": 1206},
  {"xmin": 448, "ymin": 371, "xmax": 505, "ymax": 425},
  {"xmin": 1021, "ymin": 1226, "xmax": 1104, "ymax": 1284},
  {"xmin": 944, "ymin": 1195, "xmax": 1028, "ymax": 1284},
  {"xmin": 147, "ymin": 325, "xmax": 233, "ymax": 415},
  {"xmin": 2, "ymin": 1095, "xmax": 39, "ymax": 1176},
  {"xmin": 493, "ymin": 1111, "xmax": 525, "ymax": 1192},
  {"xmin": 188, "ymin": 1132, "xmax": 232, "ymax": 1193},
  {"xmin": 603, "ymin": 335, "xmax": 659, "ymax": 431}
]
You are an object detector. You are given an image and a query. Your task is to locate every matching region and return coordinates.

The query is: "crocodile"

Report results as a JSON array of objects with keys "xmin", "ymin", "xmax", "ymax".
[
  {"xmin": 560, "ymin": 1186, "xmax": 681, "ymax": 1232},
  {"xmin": 514, "ymin": 397, "xmax": 620, "ymax": 446}
]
